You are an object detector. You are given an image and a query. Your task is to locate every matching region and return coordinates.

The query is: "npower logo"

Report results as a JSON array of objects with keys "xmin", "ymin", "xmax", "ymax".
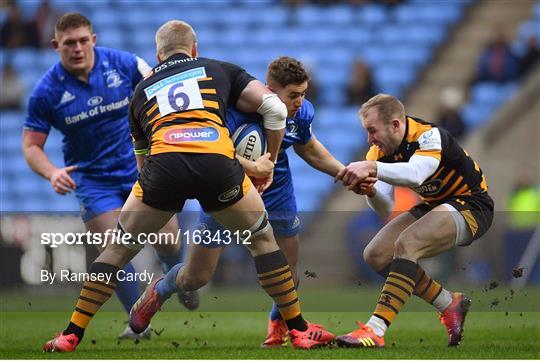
[{"xmin": 164, "ymin": 127, "xmax": 219, "ymax": 143}]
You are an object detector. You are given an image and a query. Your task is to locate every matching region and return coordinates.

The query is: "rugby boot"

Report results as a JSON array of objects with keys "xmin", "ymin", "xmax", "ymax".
[
  {"xmin": 43, "ymin": 333, "xmax": 79, "ymax": 353},
  {"xmin": 129, "ymin": 277, "xmax": 164, "ymax": 334},
  {"xmin": 117, "ymin": 324, "xmax": 152, "ymax": 340},
  {"xmin": 261, "ymin": 319, "xmax": 288, "ymax": 348},
  {"xmin": 177, "ymin": 289, "xmax": 200, "ymax": 311},
  {"xmin": 289, "ymin": 321, "xmax": 334, "ymax": 349},
  {"xmin": 439, "ymin": 292, "xmax": 471, "ymax": 346},
  {"xmin": 336, "ymin": 321, "xmax": 385, "ymax": 348}
]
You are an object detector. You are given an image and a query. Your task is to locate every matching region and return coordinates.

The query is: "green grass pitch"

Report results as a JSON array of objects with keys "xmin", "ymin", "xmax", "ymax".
[{"xmin": 1, "ymin": 287, "xmax": 539, "ymax": 359}]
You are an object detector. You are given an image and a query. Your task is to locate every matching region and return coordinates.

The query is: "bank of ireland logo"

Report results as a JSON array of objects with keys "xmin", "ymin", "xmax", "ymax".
[
  {"xmin": 106, "ymin": 71, "xmax": 123, "ymax": 88},
  {"xmin": 163, "ymin": 127, "xmax": 219, "ymax": 143}
]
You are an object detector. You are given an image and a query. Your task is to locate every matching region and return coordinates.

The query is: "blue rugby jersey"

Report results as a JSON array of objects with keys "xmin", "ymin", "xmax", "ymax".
[
  {"xmin": 24, "ymin": 47, "xmax": 146, "ymax": 186},
  {"xmin": 226, "ymin": 99, "xmax": 314, "ymax": 211}
]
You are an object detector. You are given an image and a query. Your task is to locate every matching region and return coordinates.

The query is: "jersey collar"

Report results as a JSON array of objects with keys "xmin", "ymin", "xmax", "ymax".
[{"xmin": 163, "ymin": 52, "xmax": 193, "ymax": 63}]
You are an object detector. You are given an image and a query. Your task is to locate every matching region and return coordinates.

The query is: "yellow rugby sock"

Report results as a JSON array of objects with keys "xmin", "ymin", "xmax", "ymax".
[
  {"xmin": 254, "ymin": 250, "xmax": 306, "ymax": 331},
  {"xmin": 63, "ymin": 262, "xmax": 118, "ymax": 340},
  {"xmin": 372, "ymin": 258, "xmax": 418, "ymax": 327}
]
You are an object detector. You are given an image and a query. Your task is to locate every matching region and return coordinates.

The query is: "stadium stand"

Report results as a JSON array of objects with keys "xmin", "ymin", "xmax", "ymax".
[
  {"xmin": 460, "ymin": 5, "xmax": 540, "ymax": 132},
  {"xmin": 0, "ymin": 0, "xmax": 472, "ymax": 213}
]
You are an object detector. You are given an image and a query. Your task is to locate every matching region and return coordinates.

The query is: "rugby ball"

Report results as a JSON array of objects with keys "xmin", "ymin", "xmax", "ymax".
[{"xmin": 231, "ymin": 123, "xmax": 267, "ymax": 161}]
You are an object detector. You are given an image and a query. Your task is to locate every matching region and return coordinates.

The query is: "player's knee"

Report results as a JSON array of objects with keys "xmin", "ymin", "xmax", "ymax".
[
  {"xmin": 243, "ymin": 211, "xmax": 273, "ymax": 249},
  {"xmin": 363, "ymin": 243, "xmax": 389, "ymax": 269},
  {"xmin": 394, "ymin": 229, "xmax": 421, "ymax": 259}
]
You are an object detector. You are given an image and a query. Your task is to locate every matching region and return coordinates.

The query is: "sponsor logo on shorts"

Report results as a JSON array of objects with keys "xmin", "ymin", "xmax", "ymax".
[
  {"xmin": 218, "ymin": 185, "xmax": 241, "ymax": 203},
  {"xmin": 198, "ymin": 222, "xmax": 208, "ymax": 232},
  {"xmin": 292, "ymin": 216, "xmax": 300, "ymax": 229},
  {"xmin": 164, "ymin": 127, "xmax": 219, "ymax": 143},
  {"xmin": 413, "ymin": 179, "xmax": 442, "ymax": 196}
]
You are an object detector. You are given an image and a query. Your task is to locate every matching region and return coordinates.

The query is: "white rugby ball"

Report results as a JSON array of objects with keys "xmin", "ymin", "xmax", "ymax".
[{"xmin": 231, "ymin": 123, "xmax": 267, "ymax": 161}]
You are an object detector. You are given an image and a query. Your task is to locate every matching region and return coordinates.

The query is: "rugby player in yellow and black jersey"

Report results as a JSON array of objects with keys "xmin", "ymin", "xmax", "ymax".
[
  {"xmin": 42, "ymin": 20, "xmax": 335, "ymax": 353},
  {"xmin": 128, "ymin": 48, "xmax": 258, "ymax": 211},
  {"xmin": 335, "ymin": 94, "xmax": 493, "ymax": 349}
]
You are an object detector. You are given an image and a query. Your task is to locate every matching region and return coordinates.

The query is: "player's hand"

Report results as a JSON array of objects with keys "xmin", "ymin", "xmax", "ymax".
[
  {"xmin": 49, "ymin": 165, "xmax": 77, "ymax": 195},
  {"xmin": 335, "ymin": 161, "xmax": 376, "ymax": 188},
  {"xmin": 252, "ymin": 153, "xmax": 274, "ymax": 178},
  {"xmin": 252, "ymin": 170, "xmax": 274, "ymax": 194},
  {"xmin": 350, "ymin": 179, "xmax": 377, "ymax": 197}
]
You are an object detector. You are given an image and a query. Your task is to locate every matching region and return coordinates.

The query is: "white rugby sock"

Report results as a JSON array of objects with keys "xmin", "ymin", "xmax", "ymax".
[
  {"xmin": 433, "ymin": 288, "xmax": 453, "ymax": 312},
  {"xmin": 366, "ymin": 315, "xmax": 387, "ymax": 337}
]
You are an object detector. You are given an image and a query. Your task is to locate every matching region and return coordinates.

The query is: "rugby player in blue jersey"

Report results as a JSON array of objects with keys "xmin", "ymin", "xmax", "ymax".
[
  {"xmin": 22, "ymin": 13, "xmax": 197, "ymax": 340},
  {"xmin": 141, "ymin": 56, "xmax": 345, "ymax": 348}
]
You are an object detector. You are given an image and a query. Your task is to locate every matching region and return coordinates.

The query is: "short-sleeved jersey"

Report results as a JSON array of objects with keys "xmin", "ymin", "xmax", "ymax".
[
  {"xmin": 226, "ymin": 99, "xmax": 314, "ymax": 210},
  {"xmin": 24, "ymin": 47, "xmax": 144, "ymax": 185},
  {"xmin": 366, "ymin": 116, "xmax": 488, "ymax": 206},
  {"xmin": 128, "ymin": 53, "xmax": 255, "ymax": 159}
]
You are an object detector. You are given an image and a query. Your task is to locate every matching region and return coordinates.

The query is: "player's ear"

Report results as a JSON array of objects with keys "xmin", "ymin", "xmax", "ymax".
[
  {"xmin": 191, "ymin": 42, "xmax": 198, "ymax": 57},
  {"xmin": 91, "ymin": 33, "xmax": 97, "ymax": 46},
  {"xmin": 51, "ymin": 38, "xmax": 59, "ymax": 51}
]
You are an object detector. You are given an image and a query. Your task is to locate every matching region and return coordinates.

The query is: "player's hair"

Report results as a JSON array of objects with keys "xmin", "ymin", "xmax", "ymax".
[
  {"xmin": 266, "ymin": 56, "xmax": 310, "ymax": 87},
  {"xmin": 156, "ymin": 20, "xmax": 197, "ymax": 59},
  {"xmin": 360, "ymin": 94, "xmax": 405, "ymax": 124},
  {"xmin": 54, "ymin": 13, "xmax": 92, "ymax": 38}
]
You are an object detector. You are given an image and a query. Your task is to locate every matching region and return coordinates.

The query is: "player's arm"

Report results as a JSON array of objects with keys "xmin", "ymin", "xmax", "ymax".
[
  {"xmin": 375, "ymin": 155, "xmax": 439, "ymax": 187},
  {"xmin": 338, "ymin": 129, "xmax": 442, "ymax": 188},
  {"xmin": 375, "ymin": 128, "xmax": 443, "ymax": 187},
  {"xmin": 235, "ymin": 80, "xmax": 286, "ymax": 163},
  {"xmin": 22, "ymin": 130, "xmax": 77, "ymax": 194},
  {"xmin": 365, "ymin": 181, "xmax": 395, "ymax": 219},
  {"xmin": 293, "ymin": 135, "xmax": 344, "ymax": 177},
  {"xmin": 128, "ymin": 94, "xmax": 149, "ymax": 172}
]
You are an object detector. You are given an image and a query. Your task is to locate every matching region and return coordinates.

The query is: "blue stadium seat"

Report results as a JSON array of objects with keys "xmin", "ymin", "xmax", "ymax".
[
  {"xmin": 395, "ymin": 3, "xmax": 461, "ymax": 25},
  {"xmin": 324, "ymin": 6, "xmax": 354, "ymax": 26},
  {"xmin": 357, "ymin": 4, "xmax": 388, "ymax": 26},
  {"xmin": 247, "ymin": 6, "xmax": 288, "ymax": 27},
  {"xmin": 373, "ymin": 64, "xmax": 416, "ymax": 90},
  {"xmin": 96, "ymin": 28, "xmax": 125, "ymax": 49},
  {"xmin": 237, "ymin": 0, "xmax": 276, "ymax": 5},
  {"xmin": 37, "ymin": 50, "xmax": 58, "ymax": 69},
  {"xmin": 1, "ymin": 134, "xmax": 21, "ymax": 155},
  {"xmin": 339, "ymin": 27, "xmax": 373, "ymax": 48},
  {"xmin": 296, "ymin": 5, "xmax": 326, "ymax": 26},
  {"xmin": 470, "ymin": 82, "xmax": 501, "ymax": 104},
  {"xmin": 460, "ymin": 103, "xmax": 496, "ymax": 131},
  {"xmin": 11, "ymin": 49, "xmax": 37, "ymax": 71},
  {"xmin": 0, "ymin": 111, "xmax": 24, "ymax": 132},
  {"xmin": 378, "ymin": 25, "xmax": 403, "ymax": 44},
  {"xmin": 401, "ymin": 24, "xmax": 446, "ymax": 46},
  {"xmin": 91, "ymin": 9, "xmax": 119, "ymax": 30},
  {"xmin": 470, "ymin": 82, "xmax": 519, "ymax": 108},
  {"xmin": 391, "ymin": 44, "xmax": 432, "ymax": 68},
  {"xmin": 219, "ymin": 28, "xmax": 250, "ymax": 48}
]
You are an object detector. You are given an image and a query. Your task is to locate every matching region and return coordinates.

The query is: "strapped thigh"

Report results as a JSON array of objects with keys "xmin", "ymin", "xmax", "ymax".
[{"xmin": 440, "ymin": 203, "xmax": 472, "ymax": 246}]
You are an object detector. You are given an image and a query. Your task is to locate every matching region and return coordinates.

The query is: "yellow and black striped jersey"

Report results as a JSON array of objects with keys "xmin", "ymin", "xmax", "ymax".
[
  {"xmin": 128, "ymin": 53, "xmax": 255, "ymax": 158},
  {"xmin": 366, "ymin": 116, "xmax": 488, "ymax": 206}
]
